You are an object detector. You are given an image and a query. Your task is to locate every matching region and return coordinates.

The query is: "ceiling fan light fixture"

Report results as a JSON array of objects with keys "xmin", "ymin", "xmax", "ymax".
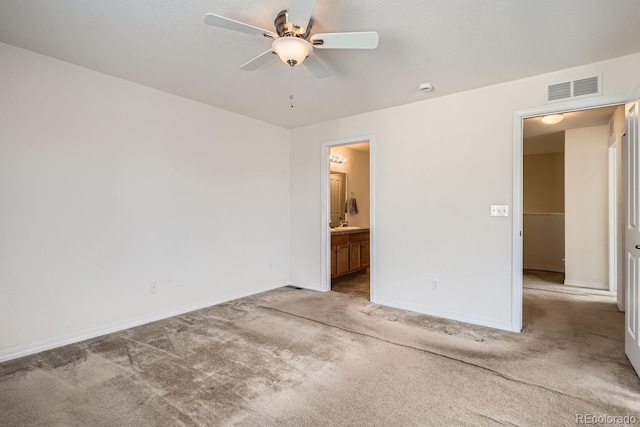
[
  {"xmin": 541, "ymin": 114, "xmax": 564, "ymax": 125},
  {"xmin": 203, "ymin": 2, "xmax": 379, "ymax": 78},
  {"xmin": 272, "ymin": 37, "xmax": 312, "ymax": 66}
]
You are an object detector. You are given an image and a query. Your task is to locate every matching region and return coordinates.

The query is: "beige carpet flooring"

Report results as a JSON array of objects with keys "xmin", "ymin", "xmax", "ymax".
[{"xmin": 1, "ymin": 272, "xmax": 639, "ymax": 426}]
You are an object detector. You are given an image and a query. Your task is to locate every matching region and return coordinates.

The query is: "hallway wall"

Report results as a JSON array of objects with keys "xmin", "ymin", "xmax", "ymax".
[
  {"xmin": 522, "ymin": 134, "xmax": 565, "ymax": 273},
  {"xmin": 565, "ymin": 125, "xmax": 609, "ymax": 289}
]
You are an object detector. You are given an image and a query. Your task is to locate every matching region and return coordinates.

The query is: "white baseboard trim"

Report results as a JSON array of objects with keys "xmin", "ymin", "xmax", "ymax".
[
  {"xmin": 288, "ymin": 281, "xmax": 326, "ymax": 292},
  {"xmin": 564, "ymin": 279, "xmax": 609, "ymax": 290},
  {"xmin": 0, "ymin": 282, "xmax": 287, "ymax": 363},
  {"xmin": 523, "ymin": 264, "xmax": 565, "ymax": 273},
  {"xmin": 372, "ymin": 297, "xmax": 516, "ymax": 333}
]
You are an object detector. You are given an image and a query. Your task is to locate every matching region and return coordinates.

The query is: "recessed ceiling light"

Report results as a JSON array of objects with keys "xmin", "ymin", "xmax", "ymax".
[{"xmin": 541, "ymin": 114, "xmax": 564, "ymax": 124}]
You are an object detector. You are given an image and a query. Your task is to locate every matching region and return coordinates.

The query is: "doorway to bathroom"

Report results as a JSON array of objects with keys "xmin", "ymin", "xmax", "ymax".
[{"xmin": 321, "ymin": 136, "xmax": 374, "ymax": 301}]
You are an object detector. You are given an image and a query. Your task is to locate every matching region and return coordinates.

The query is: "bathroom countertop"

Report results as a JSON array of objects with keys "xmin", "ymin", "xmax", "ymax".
[{"xmin": 330, "ymin": 227, "xmax": 370, "ymax": 236}]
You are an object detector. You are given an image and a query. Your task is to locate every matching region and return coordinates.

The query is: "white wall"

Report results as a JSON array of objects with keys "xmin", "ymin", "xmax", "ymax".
[
  {"xmin": 329, "ymin": 146, "xmax": 370, "ymax": 228},
  {"xmin": 523, "ymin": 214, "xmax": 565, "ymax": 273},
  {"xmin": 523, "ymin": 132, "xmax": 564, "ymax": 155},
  {"xmin": 290, "ymin": 53, "xmax": 640, "ymax": 330},
  {"xmin": 523, "ymin": 152, "xmax": 564, "ymax": 214},
  {"xmin": 565, "ymin": 126, "xmax": 609, "ymax": 289},
  {"xmin": 0, "ymin": 43, "xmax": 290, "ymax": 360},
  {"xmin": 522, "ymin": 150, "xmax": 565, "ymax": 272}
]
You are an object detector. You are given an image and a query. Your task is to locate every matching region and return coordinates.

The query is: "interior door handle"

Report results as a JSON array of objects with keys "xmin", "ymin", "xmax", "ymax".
[{"xmin": 635, "ymin": 245, "xmax": 640, "ymax": 250}]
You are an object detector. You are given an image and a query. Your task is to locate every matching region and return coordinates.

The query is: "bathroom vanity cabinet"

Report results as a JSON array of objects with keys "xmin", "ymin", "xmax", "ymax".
[{"xmin": 331, "ymin": 229, "xmax": 370, "ymax": 278}]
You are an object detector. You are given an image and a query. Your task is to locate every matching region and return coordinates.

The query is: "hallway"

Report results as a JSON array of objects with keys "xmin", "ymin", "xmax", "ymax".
[{"xmin": 522, "ymin": 269, "xmax": 626, "ymax": 368}]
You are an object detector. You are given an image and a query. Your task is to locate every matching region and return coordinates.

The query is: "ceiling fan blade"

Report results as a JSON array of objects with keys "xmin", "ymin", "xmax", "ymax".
[
  {"xmin": 240, "ymin": 50, "xmax": 276, "ymax": 71},
  {"xmin": 288, "ymin": 0, "xmax": 316, "ymax": 32},
  {"xmin": 303, "ymin": 54, "xmax": 331, "ymax": 79},
  {"xmin": 311, "ymin": 32, "xmax": 379, "ymax": 49},
  {"xmin": 204, "ymin": 13, "xmax": 277, "ymax": 39}
]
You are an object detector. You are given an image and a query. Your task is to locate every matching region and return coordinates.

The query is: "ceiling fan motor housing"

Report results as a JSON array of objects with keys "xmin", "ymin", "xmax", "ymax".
[{"xmin": 274, "ymin": 10, "xmax": 312, "ymax": 39}]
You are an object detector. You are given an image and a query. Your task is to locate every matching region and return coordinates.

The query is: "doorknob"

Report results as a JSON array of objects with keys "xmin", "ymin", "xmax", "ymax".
[{"xmin": 636, "ymin": 245, "xmax": 640, "ymax": 250}]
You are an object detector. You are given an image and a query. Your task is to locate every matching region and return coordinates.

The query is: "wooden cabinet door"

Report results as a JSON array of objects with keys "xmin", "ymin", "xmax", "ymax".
[
  {"xmin": 331, "ymin": 247, "xmax": 337, "ymax": 278},
  {"xmin": 349, "ymin": 242, "xmax": 361, "ymax": 272},
  {"xmin": 336, "ymin": 244, "xmax": 350, "ymax": 276},
  {"xmin": 361, "ymin": 241, "xmax": 370, "ymax": 269}
]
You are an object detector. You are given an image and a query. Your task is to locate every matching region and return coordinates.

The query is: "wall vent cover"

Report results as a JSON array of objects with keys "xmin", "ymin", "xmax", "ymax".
[
  {"xmin": 545, "ymin": 74, "xmax": 602, "ymax": 103},
  {"xmin": 547, "ymin": 82, "xmax": 571, "ymax": 101}
]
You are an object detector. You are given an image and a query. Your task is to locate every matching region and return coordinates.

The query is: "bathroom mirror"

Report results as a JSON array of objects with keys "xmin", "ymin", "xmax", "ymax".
[{"xmin": 329, "ymin": 172, "xmax": 347, "ymax": 227}]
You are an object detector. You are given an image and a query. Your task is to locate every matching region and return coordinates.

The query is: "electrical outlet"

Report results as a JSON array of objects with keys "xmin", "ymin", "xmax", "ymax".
[
  {"xmin": 432, "ymin": 279, "xmax": 440, "ymax": 290},
  {"xmin": 150, "ymin": 282, "xmax": 158, "ymax": 294}
]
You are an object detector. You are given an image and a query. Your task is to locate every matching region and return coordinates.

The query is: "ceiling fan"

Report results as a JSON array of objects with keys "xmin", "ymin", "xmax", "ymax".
[{"xmin": 203, "ymin": 0, "xmax": 379, "ymax": 79}]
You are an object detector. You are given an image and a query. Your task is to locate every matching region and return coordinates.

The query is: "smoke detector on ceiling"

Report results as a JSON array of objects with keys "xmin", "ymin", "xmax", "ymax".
[{"xmin": 419, "ymin": 83, "xmax": 433, "ymax": 93}]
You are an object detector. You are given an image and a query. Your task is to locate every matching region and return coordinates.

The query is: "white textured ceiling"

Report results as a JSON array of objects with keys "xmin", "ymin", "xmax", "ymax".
[{"xmin": 1, "ymin": 1, "xmax": 639, "ymax": 128}]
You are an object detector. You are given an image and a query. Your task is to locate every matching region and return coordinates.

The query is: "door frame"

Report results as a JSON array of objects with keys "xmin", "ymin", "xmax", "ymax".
[
  {"xmin": 609, "ymin": 138, "xmax": 618, "ymax": 293},
  {"xmin": 320, "ymin": 134, "xmax": 376, "ymax": 297},
  {"xmin": 512, "ymin": 94, "xmax": 628, "ymax": 332}
]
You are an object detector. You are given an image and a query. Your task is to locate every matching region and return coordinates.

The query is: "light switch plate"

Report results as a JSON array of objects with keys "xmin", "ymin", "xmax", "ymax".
[{"xmin": 490, "ymin": 205, "xmax": 509, "ymax": 217}]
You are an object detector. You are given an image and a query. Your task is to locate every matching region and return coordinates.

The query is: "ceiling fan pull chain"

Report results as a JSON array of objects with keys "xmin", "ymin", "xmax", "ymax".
[{"xmin": 289, "ymin": 65, "xmax": 295, "ymax": 108}]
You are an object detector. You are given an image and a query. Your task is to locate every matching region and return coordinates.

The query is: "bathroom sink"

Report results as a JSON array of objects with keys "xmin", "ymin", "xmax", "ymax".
[{"xmin": 331, "ymin": 226, "xmax": 361, "ymax": 231}]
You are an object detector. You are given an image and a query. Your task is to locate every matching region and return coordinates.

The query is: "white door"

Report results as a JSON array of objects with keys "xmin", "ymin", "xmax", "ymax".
[{"xmin": 625, "ymin": 100, "xmax": 640, "ymax": 375}]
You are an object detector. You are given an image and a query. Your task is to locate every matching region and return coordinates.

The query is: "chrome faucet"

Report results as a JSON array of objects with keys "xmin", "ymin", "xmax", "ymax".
[{"xmin": 339, "ymin": 220, "xmax": 348, "ymax": 228}]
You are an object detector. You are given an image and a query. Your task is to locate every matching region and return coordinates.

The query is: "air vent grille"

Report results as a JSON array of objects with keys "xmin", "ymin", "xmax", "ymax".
[
  {"xmin": 545, "ymin": 74, "xmax": 602, "ymax": 103},
  {"xmin": 573, "ymin": 77, "xmax": 599, "ymax": 97},
  {"xmin": 548, "ymin": 82, "xmax": 571, "ymax": 101}
]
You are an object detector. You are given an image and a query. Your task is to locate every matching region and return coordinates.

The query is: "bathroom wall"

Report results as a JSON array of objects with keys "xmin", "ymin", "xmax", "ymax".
[{"xmin": 329, "ymin": 145, "xmax": 370, "ymax": 228}]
